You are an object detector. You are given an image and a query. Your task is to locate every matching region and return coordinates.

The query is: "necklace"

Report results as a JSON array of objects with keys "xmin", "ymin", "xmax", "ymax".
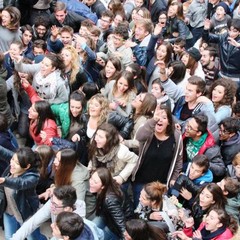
[{"xmin": 157, "ymin": 139, "xmax": 164, "ymax": 148}]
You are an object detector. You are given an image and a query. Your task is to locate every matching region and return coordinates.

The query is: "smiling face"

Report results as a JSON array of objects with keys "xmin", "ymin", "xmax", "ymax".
[
  {"xmin": 9, "ymin": 43, "xmax": 22, "ymax": 60},
  {"xmin": 10, "ymin": 154, "xmax": 27, "ymax": 177},
  {"xmin": 199, "ymin": 188, "xmax": 215, "ymax": 210},
  {"xmin": 55, "ymin": 10, "xmax": 67, "ymax": 24},
  {"xmin": 61, "ymin": 48, "xmax": 72, "ymax": 68},
  {"xmin": 184, "ymin": 118, "xmax": 199, "ymax": 138},
  {"xmin": 155, "ymin": 109, "xmax": 169, "ymax": 135},
  {"xmin": 215, "ymin": 6, "xmax": 225, "ymax": 21},
  {"xmin": 205, "ymin": 210, "xmax": 222, "ymax": 232},
  {"xmin": 28, "ymin": 104, "xmax": 39, "ymax": 120},
  {"xmin": 181, "ymin": 53, "xmax": 189, "ymax": 66},
  {"xmin": 40, "ymin": 57, "xmax": 56, "ymax": 77},
  {"xmin": 94, "ymin": 129, "xmax": 107, "ymax": 149},
  {"xmin": 22, "ymin": 30, "xmax": 33, "ymax": 46},
  {"xmin": 88, "ymin": 98, "xmax": 102, "ymax": 117},
  {"xmin": 89, "ymin": 172, "xmax": 103, "ymax": 194},
  {"xmin": 156, "ymin": 45, "xmax": 167, "ymax": 61},
  {"xmin": 1, "ymin": 10, "xmax": 11, "ymax": 27},
  {"xmin": 168, "ymin": 4, "xmax": 178, "ymax": 18},
  {"xmin": 105, "ymin": 60, "xmax": 116, "ymax": 79},
  {"xmin": 211, "ymin": 85, "xmax": 225, "ymax": 103},
  {"xmin": 117, "ymin": 77, "xmax": 129, "ymax": 94},
  {"xmin": 135, "ymin": 24, "xmax": 149, "ymax": 41},
  {"xmin": 70, "ymin": 99, "xmax": 82, "ymax": 118}
]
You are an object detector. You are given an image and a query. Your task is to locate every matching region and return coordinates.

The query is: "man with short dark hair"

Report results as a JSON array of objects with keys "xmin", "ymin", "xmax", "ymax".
[{"xmin": 84, "ymin": 0, "xmax": 106, "ymax": 19}]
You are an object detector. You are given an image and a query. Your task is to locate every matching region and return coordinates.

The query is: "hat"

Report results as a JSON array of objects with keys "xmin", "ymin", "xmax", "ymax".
[
  {"xmin": 186, "ymin": 47, "xmax": 202, "ymax": 62},
  {"xmin": 216, "ymin": 2, "xmax": 230, "ymax": 15}
]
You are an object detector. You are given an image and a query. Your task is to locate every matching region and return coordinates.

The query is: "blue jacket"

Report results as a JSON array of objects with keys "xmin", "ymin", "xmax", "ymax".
[{"xmin": 2, "ymin": 167, "xmax": 40, "ymax": 221}]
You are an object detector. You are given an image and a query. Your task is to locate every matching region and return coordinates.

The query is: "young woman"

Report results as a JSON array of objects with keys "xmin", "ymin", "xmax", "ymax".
[
  {"xmin": 131, "ymin": 105, "xmax": 183, "ymax": 207},
  {"xmin": 0, "ymin": 6, "xmax": 21, "ymax": 53},
  {"xmin": 90, "ymin": 167, "xmax": 133, "ymax": 239},
  {"xmin": 174, "ymin": 208, "xmax": 238, "ymax": 240},
  {"xmin": 40, "ymin": 148, "xmax": 89, "ymax": 201},
  {"xmin": 88, "ymin": 123, "xmax": 138, "ymax": 185},
  {"xmin": 0, "ymin": 147, "xmax": 46, "ymax": 240},
  {"xmin": 104, "ymin": 71, "xmax": 137, "ymax": 117}
]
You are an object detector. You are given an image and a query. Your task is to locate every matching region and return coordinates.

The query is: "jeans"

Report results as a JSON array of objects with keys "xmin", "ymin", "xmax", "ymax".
[
  {"xmin": 92, "ymin": 216, "xmax": 120, "ymax": 240},
  {"xmin": 3, "ymin": 213, "xmax": 47, "ymax": 240}
]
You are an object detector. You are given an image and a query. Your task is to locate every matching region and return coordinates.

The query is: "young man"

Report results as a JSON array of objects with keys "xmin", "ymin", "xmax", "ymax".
[
  {"xmin": 173, "ymin": 37, "xmax": 186, "ymax": 61},
  {"xmin": 32, "ymin": 16, "xmax": 51, "ymax": 41},
  {"xmin": 11, "ymin": 186, "xmax": 104, "ymax": 240},
  {"xmin": 84, "ymin": 0, "xmax": 106, "ymax": 19},
  {"xmin": 98, "ymin": 10, "xmax": 113, "ymax": 41},
  {"xmin": 26, "ymin": 39, "xmax": 47, "ymax": 62}
]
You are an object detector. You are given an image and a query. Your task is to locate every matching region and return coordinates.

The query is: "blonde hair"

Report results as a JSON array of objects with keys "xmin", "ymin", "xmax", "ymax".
[{"xmin": 232, "ymin": 152, "xmax": 240, "ymax": 166}]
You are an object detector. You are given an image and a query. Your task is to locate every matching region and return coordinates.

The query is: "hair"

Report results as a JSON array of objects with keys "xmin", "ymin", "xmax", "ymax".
[
  {"xmin": 134, "ymin": 93, "xmax": 157, "ymax": 120},
  {"xmin": 168, "ymin": 1, "xmax": 184, "ymax": 20},
  {"xmin": 135, "ymin": 19, "xmax": 153, "ymax": 34},
  {"xmin": 188, "ymin": 76, "xmax": 206, "ymax": 94},
  {"xmin": 35, "ymin": 145, "xmax": 54, "ymax": 179},
  {"xmin": 34, "ymin": 15, "xmax": 50, "ymax": 29},
  {"xmin": 193, "ymin": 115, "xmax": 208, "ymax": 135},
  {"xmin": 81, "ymin": 82, "xmax": 99, "ymax": 100},
  {"xmin": 61, "ymin": 45, "xmax": 80, "ymax": 84},
  {"xmin": 33, "ymin": 100, "xmax": 56, "ymax": 135},
  {"xmin": 156, "ymin": 41, "xmax": 173, "ymax": 65},
  {"xmin": 204, "ymin": 46, "xmax": 217, "ymax": 59},
  {"xmin": 20, "ymin": 24, "xmax": 33, "ymax": 36},
  {"xmin": 102, "ymin": 28, "xmax": 114, "ymax": 42},
  {"xmin": 54, "ymin": 1, "xmax": 67, "ymax": 12},
  {"xmin": 101, "ymin": 9, "xmax": 114, "ymax": 21},
  {"xmin": 15, "ymin": 147, "xmax": 41, "ymax": 170},
  {"xmin": 53, "ymin": 185, "xmax": 77, "ymax": 208},
  {"xmin": 228, "ymin": 18, "xmax": 240, "ymax": 31},
  {"xmin": 158, "ymin": 105, "xmax": 175, "ymax": 136},
  {"xmin": 125, "ymin": 219, "xmax": 167, "ymax": 240},
  {"xmin": 108, "ymin": 0, "xmax": 125, "ymax": 16},
  {"xmin": 0, "ymin": 52, "xmax": 4, "ymax": 67},
  {"xmin": 144, "ymin": 181, "xmax": 167, "ymax": 209},
  {"xmin": 81, "ymin": 19, "xmax": 94, "ymax": 30},
  {"xmin": 174, "ymin": 37, "xmax": 186, "ymax": 48},
  {"xmin": 209, "ymin": 78, "xmax": 236, "ymax": 109},
  {"xmin": 89, "ymin": 123, "xmax": 120, "ymax": 160},
  {"xmin": 220, "ymin": 117, "xmax": 240, "ymax": 134},
  {"xmin": 33, "ymin": 39, "xmax": 47, "ymax": 52},
  {"xmin": 54, "ymin": 149, "xmax": 78, "ymax": 187},
  {"xmin": 10, "ymin": 40, "xmax": 23, "ymax": 52},
  {"xmin": 114, "ymin": 24, "xmax": 129, "ymax": 40},
  {"xmin": 88, "ymin": 94, "xmax": 109, "ymax": 125},
  {"xmin": 137, "ymin": 7, "xmax": 151, "ymax": 19},
  {"xmin": 181, "ymin": 52, "xmax": 198, "ymax": 76},
  {"xmin": 93, "ymin": 168, "xmax": 123, "ymax": 215},
  {"xmin": 223, "ymin": 177, "xmax": 240, "ymax": 198},
  {"xmin": 44, "ymin": 53, "xmax": 65, "ymax": 73},
  {"xmin": 101, "ymin": 56, "xmax": 122, "ymax": 84},
  {"xmin": 0, "ymin": 113, "xmax": 8, "ymax": 132},
  {"xmin": 207, "ymin": 208, "xmax": 238, "ymax": 235},
  {"xmin": 233, "ymin": 101, "xmax": 240, "ymax": 114},
  {"xmin": 69, "ymin": 90, "xmax": 86, "ymax": 124},
  {"xmin": 114, "ymin": 10, "xmax": 126, "ymax": 23},
  {"xmin": 56, "ymin": 212, "xmax": 84, "ymax": 240},
  {"xmin": 168, "ymin": 60, "xmax": 186, "ymax": 84},
  {"xmin": 112, "ymin": 71, "xmax": 136, "ymax": 98},
  {"xmin": 89, "ymin": 25, "xmax": 101, "ymax": 37},
  {"xmin": 232, "ymin": 152, "xmax": 240, "ymax": 166},
  {"xmin": 192, "ymin": 154, "xmax": 209, "ymax": 174},
  {"xmin": 60, "ymin": 25, "xmax": 74, "ymax": 36},
  {"xmin": 1, "ymin": 6, "xmax": 21, "ymax": 31}
]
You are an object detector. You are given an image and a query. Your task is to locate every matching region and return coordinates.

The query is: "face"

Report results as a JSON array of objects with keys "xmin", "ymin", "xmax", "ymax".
[
  {"xmin": 199, "ymin": 188, "xmax": 215, "ymax": 209},
  {"xmin": 219, "ymin": 124, "xmax": 231, "ymax": 141},
  {"xmin": 185, "ymin": 118, "xmax": 199, "ymax": 138},
  {"xmin": 89, "ymin": 172, "xmax": 103, "ymax": 193},
  {"xmin": 189, "ymin": 162, "xmax": 204, "ymax": 180},
  {"xmin": 201, "ymin": 50, "xmax": 212, "ymax": 67},
  {"xmin": 61, "ymin": 31, "xmax": 72, "ymax": 45},
  {"xmin": 135, "ymin": 24, "xmax": 149, "ymax": 41},
  {"xmin": 51, "ymin": 222, "xmax": 62, "ymax": 239},
  {"xmin": 158, "ymin": 13, "xmax": 167, "ymax": 27},
  {"xmin": 139, "ymin": 189, "xmax": 151, "ymax": 207},
  {"xmin": 79, "ymin": 26, "xmax": 90, "ymax": 38},
  {"xmin": 55, "ymin": 10, "xmax": 67, "ymax": 24},
  {"xmin": 54, "ymin": 151, "xmax": 61, "ymax": 171},
  {"xmin": 70, "ymin": 99, "xmax": 82, "ymax": 117},
  {"xmin": 36, "ymin": 25, "xmax": 47, "ymax": 38},
  {"xmin": 1, "ymin": 10, "xmax": 11, "ymax": 27},
  {"xmin": 33, "ymin": 47, "xmax": 45, "ymax": 56},
  {"xmin": 113, "ymin": 34, "xmax": 124, "ymax": 48},
  {"xmin": 61, "ymin": 49, "xmax": 72, "ymax": 67},
  {"xmin": 156, "ymin": 45, "xmax": 167, "ymax": 61},
  {"xmin": 22, "ymin": 30, "xmax": 33, "ymax": 46},
  {"xmin": 117, "ymin": 77, "xmax": 129, "ymax": 94},
  {"xmin": 181, "ymin": 53, "xmax": 189, "ymax": 66},
  {"xmin": 215, "ymin": 6, "xmax": 225, "ymax": 21},
  {"xmin": 105, "ymin": 60, "xmax": 116, "ymax": 79},
  {"xmin": 28, "ymin": 104, "xmax": 39, "ymax": 119},
  {"xmin": 18, "ymin": 72, "xmax": 29, "ymax": 80},
  {"xmin": 85, "ymin": 0, "xmax": 95, "ymax": 6},
  {"xmin": 131, "ymin": 9, "xmax": 138, "ymax": 21},
  {"xmin": 10, "ymin": 154, "xmax": 27, "ymax": 177},
  {"xmin": 88, "ymin": 98, "xmax": 102, "ymax": 117},
  {"xmin": 151, "ymin": 83, "xmax": 164, "ymax": 99},
  {"xmin": 40, "ymin": 57, "xmax": 55, "ymax": 77},
  {"xmin": 50, "ymin": 194, "xmax": 66, "ymax": 215},
  {"xmin": 135, "ymin": 10, "xmax": 144, "ymax": 20},
  {"xmin": 205, "ymin": 210, "xmax": 222, "ymax": 232},
  {"xmin": 168, "ymin": 5, "xmax": 178, "ymax": 18},
  {"xmin": 132, "ymin": 93, "xmax": 145, "ymax": 109},
  {"xmin": 228, "ymin": 26, "xmax": 240, "ymax": 39},
  {"xmin": 9, "ymin": 44, "xmax": 22, "ymax": 60},
  {"xmin": 211, "ymin": 85, "xmax": 225, "ymax": 103},
  {"xmin": 134, "ymin": 0, "xmax": 144, "ymax": 7},
  {"xmin": 185, "ymin": 83, "xmax": 199, "ymax": 103},
  {"xmin": 155, "ymin": 109, "xmax": 169, "ymax": 134},
  {"xmin": 100, "ymin": 17, "xmax": 112, "ymax": 30},
  {"xmin": 114, "ymin": 14, "xmax": 123, "ymax": 27},
  {"xmin": 94, "ymin": 129, "xmax": 107, "ymax": 149},
  {"xmin": 233, "ymin": 164, "xmax": 240, "ymax": 178},
  {"xmin": 173, "ymin": 44, "xmax": 184, "ymax": 55}
]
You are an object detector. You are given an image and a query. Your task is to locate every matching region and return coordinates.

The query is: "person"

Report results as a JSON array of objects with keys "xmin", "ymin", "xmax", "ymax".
[
  {"xmin": 89, "ymin": 167, "xmax": 133, "ymax": 239},
  {"xmin": 104, "ymin": 70, "xmax": 137, "ymax": 117},
  {"xmin": 32, "ymin": 16, "xmax": 51, "ymax": 41},
  {"xmin": 227, "ymin": 153, "xmax": 240, "ymax": 181},
  {"xmin": 40, "ymin": 148, "xmax": 89, "ymax": 201},
  {"xmin": 0, "ymin": 6, "xmax": 21, "ymax": 53},
  {"xmin": 173, "ymin": 208, "xmax": 238, "ymax": 240},
  {"xmin": 98, "ymin": 10, "xmax": 113, "ymax": 41},
  {"xmin": 131, "ymin": 105, "xmax": 183, "ymax": 207},
  {"xmin": 25, "ymin": 39, "xmax": 47, "ymax": 62},
  {"xmin": 172, "ymin": 37, "xmax": 186, "ymax": 61},
  {"xmin": 124, "ymin": 219, "xmax": 167, "ymax": 240},
  {"xmin": 88, "ymin": 123, "xmax": 138, "ymax": 185},
  {"xmin": 0, "ymin": 147, "xmax": 46, "ymax": 240},
  {"xmin": 11, "ymin": 185, "xmax": 104, "ymax": 240},
  {"xmin": 85, "ymin": 0, "xmax": 106, "ymax": 19},
  {"xmin": 182, "ymin": 115, "xmax": 226, "ymax": 179},
  {"xmin": 20, "ymin": 25, "xmax": 34, "ymax": 58},
  {"xmin": 219, "ymin": 117, "xmax": 240, "ymax": 166},
  {"xmin": 148, "ymin": 0, "xmax": 167, "ymax": 24}
]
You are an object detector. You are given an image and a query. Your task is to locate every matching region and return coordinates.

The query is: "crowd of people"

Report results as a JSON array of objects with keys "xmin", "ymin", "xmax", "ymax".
[{"xmin": 0, "ymin": 0, "xmax": 240, "ymax": 239}]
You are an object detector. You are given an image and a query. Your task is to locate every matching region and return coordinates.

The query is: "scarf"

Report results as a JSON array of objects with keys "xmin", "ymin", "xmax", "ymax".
[{"xmin": 200, "ymin": 225, "xmax": 226, "ymax": 240}]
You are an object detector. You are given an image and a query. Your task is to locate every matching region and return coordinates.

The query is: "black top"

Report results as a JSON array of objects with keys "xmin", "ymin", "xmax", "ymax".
[{"xmin": 180, "ymin": 103, "xmax": 194, "ymax": 121}]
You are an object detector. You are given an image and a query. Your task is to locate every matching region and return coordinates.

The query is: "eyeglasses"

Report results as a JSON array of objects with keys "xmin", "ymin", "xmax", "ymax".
[
  {"xmin": 113, "ymin": 35, "xmax": 124, "ymax": 41},
  {"xmin": 101, "ymin": 18, "xmax": 110, "ymax": 23},
  {"xmin": 50, "ymin": 197, "xmax": 65, "ymax": 209},
  {"xmin": 186, "ymin": 123, "xmax": 198, "ymax": 132},
  {"xmin": 219, "ymin": 129, "xmax": 229, "ymax": 135}
]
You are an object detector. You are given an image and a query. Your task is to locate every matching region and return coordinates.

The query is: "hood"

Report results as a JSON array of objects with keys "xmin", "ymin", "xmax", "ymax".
[
  {"xmin": 221, "ymin": 132, "xmax": 240, "ymax": 146},
  {"xmin": 193, "ymin": 169, "xmax": 213, "ymax": 185},
  {"xmin": 75, "ymin": 224, "xmax": 94, "ymax": 240}
]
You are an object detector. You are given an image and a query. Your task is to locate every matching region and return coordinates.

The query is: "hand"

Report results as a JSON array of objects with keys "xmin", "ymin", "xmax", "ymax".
[
  {"xmin": 125, "ymin": 39, "xmax": 137, "ymax": 48},
  {"xmin": 71, "ymin": 134, "xmax": 81, "ymax": 142},
  {"xmin": 170, "ymin": 195, "xmax": 179, "ymax": 205},
  {"xmin": 227, "ymin": 37, "xmax": 240, "ymax": 47},
  {"xmin": 154, "ymin": 23, "xmax": 163, "ymax": 35},
  {"xmin": 51, "ymin": 25, "xmax": 59, "ymax": 38},
  {"xmin": 172, "ymin": 231, "xmax": 190, "ymax": 240},
  {"xmin": 38, "ymin": 187, "xmax": 53, "ymax": 201},
  {"xmin": 109, "ymin": 101, "xmax": 118, "ymax": 110},
  {"xmin": 40, "ymin": 131, "xmax": 47, "ymax": 141},
  {"xmin": 113, "ymin": 176, "xmax": 123, "ymax": 185},
  {"xmin": 204, "ymin": 19, "xmax": 211, "ymax": 30},
  {"xmin": 175, "ymin": 123, "xmax": 181, "ymax": 131},
  {"xmin": 193, "ymin": 230, "xmax": 202, "ymax": 239},
  {"xmin": 149, "ymin": 212, "xmax": 163, "ymax": 221},
  {"xmin": 180, "ymin": 187, "xmax": 192, "ymax": 200},
  {"xmin": 185, "ymin": 17, "xmax": 190, "ymax": 25},
  {"xmin": 0, "ymin": 177, "xmax": 5, "ymax": 184},
  {"xmin": 196, "ymin": 96, "xmax": 211, "ymax": 104},
  {"xmin": 154, "ymin": 60, "xmax": 166, "ymax": 74},
  {"xmin": 170, "ymin": 180, "xmax": 175, "ymax": 187},
  {"xmin": 21, "ymin": 78, "xmax": 30, "ymax": 88}
]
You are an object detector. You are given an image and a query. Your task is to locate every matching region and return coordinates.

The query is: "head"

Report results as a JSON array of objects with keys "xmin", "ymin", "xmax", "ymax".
[
  {"xmin": 33, "ymin": 39, "xmax": 47, "ymax": 56},
  {"xmin": 158, "ymin": 11, "xmax": 167, "ymax": 28},
  {"xmin": 181, "ymin": 47, "xmax": 202, "ymax": 69},
  {"xmin": 232, "ymin": 153, "xmax": 240, "ymax": 178},
  {"xmin": 219, "ymin": 117, "xmax": 239, "ymax": 141},
  {"xmin": 189, "ymin": 155, "xmax": 209, "ymax": 180},
  {"xmin": 168, "ymin": 60, "xmax": 186, "ymax": 84},
  {"xmin": 60, "ymin": 26, "xmax": 74, "ymax": 46},
  {"xmin": 134, "ymin": 0, "xmax": 144, "ymax": 7},
  {"xmin": 200, "ymin": 46, "xmax": 217, "ymax": 67},
  {"xmin": 215, "ymin": 2, "xmax": 229, "ymax": 21},
  {"xmin": 21, "ymin": 25, "xmax": 33, "ymax": 46},
  {"xmin": 113, "ymin": 71, "xmax": 135, "ymax": 95},
  {"xmin": 156, "ymin": 41, "xmax": 173, "ymax": 64},
  {"xmin": 51, "ymin": 185, "xmax": 77, "ymax": 215},
  {"xmin": 125, "ymin": 63, "xmax": 146, "ymax": 82},
  {"xmin": 155, "ymin": 105, "xmax": 174, "ymax": 136},
  {"xmin": 135, "ymin": 7, "xmax": 151, "ymax": 21},
  {"xmin": 1, "ymin": 6, "xmax": 21, "ymax": 31},
  {"xmin": 168, "ymin": 1, "xmax": 184, "ymax": 20},
  {"xmin": 198, "ymin": 183, "xmax": 226, "ymax": 210},
  {"xmin": 85, "ymin": 0, "xmax": 96, "ymax": 7},
  {"xmin": 79, "ymin": 19, "xmax": 94, "ymax": 37},
  {"xmin": 173, "ymin": 37, "xmax": 186, "ymax": 55},
  {"xmin": 54, "ymin": 2, "xmax": 67, "ymax": 24},
  {"xmin": 9, "ymin": 41, "xmax": 23, "ymax": 60},
  {"xmin": 228, "ymin": 19, "xmax": 240, "ymax": 39},
  {"xmin": 103, "ymin": 56, "xmax": 122, "ymax": 81},
  {"xmin": 113, "ymin": 11, "xmax": 126, "ymax": 27},
  {"xmin": 69, "ymin": 90, "xmax": 86, "ymax": 119},
  {"xmin": 100, "ymin": 10, "xmax": 113, "ymax": 31},
  {"xmin": 134, "ymin": 19, "xmax": 153, "ymax": 41},
  {"xmin": 185, "ymin": 76, "xmax": 206, "ymax": 103},
  {"xmin": 139, "ymin": 182, "xmax": 167, "ymax": 208},
  {"xmin": 217, "ymin": 177, "xmax": 240, "ymax": 198},
  {"xmin": 34, "ymin": 16, "xmax": 50, "ymax": 39},
  {"xmin": 151, "ymin": 79, "xmax": 165, "ymax": 99},
  {"xmin": 81, "ymin": 82, "xmax": 99, "ymax": 100},
  {"xmin": 10, "ymin": 147, "xmax": 41, "ymax": 177},
  {"xmin": 185, "ymin": 115, "xmax": 208, "ymax": 140},
  {"xmin": 52, "ymin": 212, "xmax": 84, "ymax": 240},
  {"xmin": 113, "ymin": 24, "xmax": 129, "ymax": 49}
]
